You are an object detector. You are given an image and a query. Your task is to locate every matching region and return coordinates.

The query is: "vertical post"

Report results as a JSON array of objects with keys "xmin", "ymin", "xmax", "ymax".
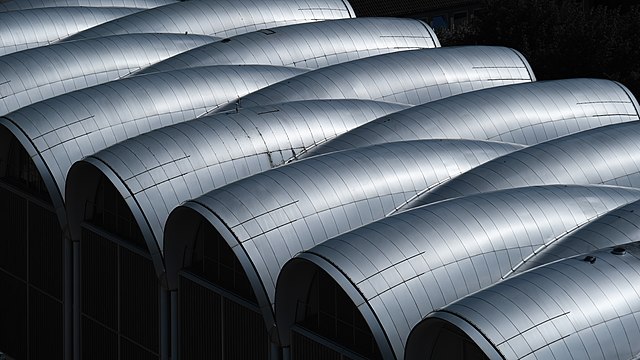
[
  {"xmin": 73, "ymin": 238, "xmax": 81, "ymax": 360},
  {"xmin": 171, "ymin": 290, "xmax": 179, "ymax": 360},
  {"xmin": 64, "ymin": 232, "xmax": 73, "ymax": 360},
  {"xmin": 160, "ymin": 288, "xmax": 170, "ymax": 360},
  {"xmin": 282, "ymin": 346, "xmax": 291, "ymax": 360},
  {"xmin": 270, "ymin": 342, "xmax": 282, "ymax": 360}
]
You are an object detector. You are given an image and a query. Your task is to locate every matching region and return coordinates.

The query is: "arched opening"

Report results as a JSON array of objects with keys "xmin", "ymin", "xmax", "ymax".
[
  {"xmin": 428, "ymin": 323, "xmax": 489, "ymax": 360},
  {"xmin": 405, "ymin": 317, "xmax": 491, "ymax": 360},
  {"xmin": 177, "ymin": 217, "xmax": 269, "ymax": 359},
  {"xmin": 0, "ymin": 128, "xmax": 62, "ymax": 359},
  {"xmin": 289, "ymin": 266, "xmax": 382, "ymax": 360},
  {"xmin": 80, "ymin": 174, "xmax": 159, "ymax": 360}
]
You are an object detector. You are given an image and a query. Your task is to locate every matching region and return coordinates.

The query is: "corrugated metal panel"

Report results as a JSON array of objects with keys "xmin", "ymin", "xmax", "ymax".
[
  {"xmin": 408, "ymin": 121, "xmax": 640, "ymax": 208},
  {"xmin": 277, "ymin": 185, "xmax": 640, "ymax": 359},
  {"xmin": 0, "ymin": 64, "xmax": 306, "ymax": 225},
  {"xmin": 0, "ymin": 7, "xmax": 140, "ymax": 56},
  {"xmin": 306, "ymin": 79, "xmax": 640, "ymax": 156},
  {"xmin": 71, "ymin": 99, "xmax": 407, "ymax": 270},
  {"xmin": 412, "ymin": 242, "xmax": 640, "ymax": 360},
  {"xmin": 0, "ymin": 33, "xmax": 216, "ymax": 116},
  {"xmin": 140, "ymin": 18, "xmax": 439, "ymax": 74},
  {"xmin": 223, "ymin": 46, "xmax": 535, "ymax": 110},
  {"xmin": 515, "ymin": 198, "xmax": 640, "ymax": 273},
  {"xmin": 65, "ymin": 0, "xmax": 356, "ymax": 41},
  {"xmin": 164, "ymin": 139, "xmax": 524, "ymax": 333},
  {"xmin": 0, "ymin": 0, "xmax": 173, "ymax": 11}
]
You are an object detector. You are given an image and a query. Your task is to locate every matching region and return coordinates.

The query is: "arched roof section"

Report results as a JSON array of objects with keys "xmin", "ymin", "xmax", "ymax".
[
  {"xmin": 220, "ymin": 46, "xmax": 536, "ymax": 110},
  {"xmin": 409, "ymin": 242, "xmax": 640, "ymax": 360},
  {"xmin": 277, "ymin": 185, "xmax": 640, "ymax": 359},
  {"xmin": 164, "ymin": 139, "xmax": 524, "ymax": 327},
  {"xmin": 139, "ymin": 18, "xmax": 439, "ymax": 74},
  {"xmin": 66, "ymin": 99, "xmax": 407, "ymax": 278},
  {"xmin": 514, "ymin": 198, "xmax": 640, "ymax": 273},
  {"xmin": 408, "ymin": 121, "xmax": 640, "ymax": 208},
  {"xmin": 1, "ymin": 64, "xmax": 305, "ymax": 229},
  {"xmin": 305, "ymin": 79, "xmax": 640, "ymax": 157},
  {"xmin": 0, "ymin": 7, "xmax": 140, "ymax": 56},
  {"xmin": 64, "ymin": 0, "xmax": 356, "ymax": 41},
  {"xmin": 0, "ymin": 0, "xmax": 173, "ymax": 12},
  {"xmin": 0, "ymin": 33, "xmax": 216, "ymax": 116}
]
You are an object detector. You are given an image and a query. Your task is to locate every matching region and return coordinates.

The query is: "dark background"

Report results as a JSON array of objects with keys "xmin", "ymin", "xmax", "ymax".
[{"xmin": 349, "ymin": 0, "xmax": 640, "ymax": 98}]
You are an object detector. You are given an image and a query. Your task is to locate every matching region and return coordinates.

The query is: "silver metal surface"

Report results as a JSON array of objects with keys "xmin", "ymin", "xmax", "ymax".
[
  {"xmin": 139, "ymin": 18, "xmax": 439, "ymax": 74},
  {"xmin": 408, "ymin": 120, "xmax": 640, "ymax": 208},
  {"xmin": 164, "ymin": 139, "xmax": 524, "ymax": 330},
  {"xmin": 306, "ymin": 79, "xmax": 640, "ymax": 157},
  {"xmin": 220, "ymin": 46, "xmax": 535, "ymax": 110},
  {"xmin": 0, "ymin": 7, "xmax": 140, "ymax": 56},
  {"xmin": 66, "ymin": 99, "xmax": 408, "ymax": 277},
  {"xmin": 0, "ymin": 33, "xmax": 216, "ymax": 116},
  {"xmin": 410, "ymin": 242, "xmax": 640, "ymax": 360},
  {"xmin": 514, "ymin": 198, "xmax": 640, "ymax": 273},
  {"xmin": 0, "ymin": 0, "xmax": 173, "ymax": 11},
  {"xmin": 1, "ymin": 64, "xmax": 305, "ymax": 230},
  {"xmin": 276, "ymin": 185, "xmax": 640, "ymax": 359},
  {"xmin": 65, "ymin": 0, "xmax": 355, "ymax": 41}
]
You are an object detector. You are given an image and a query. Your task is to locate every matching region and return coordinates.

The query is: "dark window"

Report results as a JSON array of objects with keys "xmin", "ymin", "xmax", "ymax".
[
  {"xmin": 81, "ymin": 227, "xmax": 159, "ymax": 360},
  {"xmin": 0, "ymin": 270, "xmax": 27, "ymax": 359},
  {"xmin": 298, "ymin": 270, "xmax": 381, "ymax": 359},
  {"xmin": 0, "ymin": 186, "xmax": 28, "ymax": 279},
  {"xmin": 29, "ymin": 287, "xmax": 63, "ymax": 359},
  {"xmin": 3, "ymin": 137, "xmax": 50, "ymax": 200},
  {"xmin": 87, "ymin": 175, "xmax": 146, "ymax": 250},
  {"xmin": 190, "ymin": 220, "xmax": 256, "ymax": 302},
  {"xmin": 179, "ymin": 274, "xmax": 269, "ymax": 360},
  {"xmin": 429, "ymin": 324, "xmax": 489, "ymax": 360}
]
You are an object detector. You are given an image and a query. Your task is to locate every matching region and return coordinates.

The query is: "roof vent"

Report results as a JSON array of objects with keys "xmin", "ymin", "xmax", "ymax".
[
  {"xmin": 612, "ymin": 247, "xmax": 627, "ymax": 255},
  {"xmin": 583, "ymin": 255, "xmax": 597, "ymax": 264}
]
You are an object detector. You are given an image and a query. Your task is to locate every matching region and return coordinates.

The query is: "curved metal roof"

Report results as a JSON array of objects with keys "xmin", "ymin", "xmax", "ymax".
[
  {"xmin": 409, "ymin": 242, "xmax": 640, "ymax": 360},
  {"xmin": 0, "ymin": 64, "xmax": 305, "ymax": 226},
  {"xmin": 221, "ymin": 46, "xmax": 535, "ymax": 110},
  {"xmin": 0, "ymin": 6, "xmax": 140, "ymax": 56},
  {"xmin": 0, "ymin": 33, "xmax": 216, "ymax": 116},
  {"xmin": 276, "ymin": 185, "xmax": 640, "ymax": 359},
  {"xmin": 305, "ymin": 79, "xmax": 640, "ymax": 157},
  {"xmin": 408, "ymin": 121, "xmax": 640, "ymax": 209},
  {"xmin": 66, "ymin": 99, "xmax": 408, "ymax": 276},
  {"xmin": 164, "ymin": 139, "xmax": 524, "ymax": 328},
  {"xmin": 65, "ymin": 0, "xmax": 355, "ymax": 41},
  {"xmin": 139, "ymin": 18, "xmax": 439, "ymax": 74},
  {"xmin": 0, "ymin": 0, "xmax": 173, "ymax": 12},
  {"xmin": 515, "ymin": 198, "xmax": 640, "ymax": 273}
]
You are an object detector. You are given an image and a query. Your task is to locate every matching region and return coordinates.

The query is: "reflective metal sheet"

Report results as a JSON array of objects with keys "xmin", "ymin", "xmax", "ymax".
[
  {"xmin": 220, "ymin": 46, "xmax": 535, "ymax": 110},
  {"xmin": 277, "ymin": 185, "xmax": 640, "ymax": 359},
  {"xmin": 515, "ymin": 198, "xmax": 640, "ymax": 273},
  {"xmin": 66, "ymin": 99, "xmax": 408, "ymax": 275},
  {"xmin": 65, "ymin": 0, "xmax": 355, "ymax": 41},
  {"xmin": 0, "ymin": 0, "xmax": 173, "ymax": 12},
  {"xmin": 408, "ymin": 121, "xmax": 640, "ymax": 208},
  {"xmin": 139, "ymin": 18, "xmax": 439, "ymax": 73},
  {"xmin": 0, "ymin": 33, "xmax": 216, "ymax": 116},
  {"xmin": 164, "ymin": 139, "xmax": 524, "ymax": 329},
  {"xmin": 305, "ymin": 78, "xmax": 640, "ymax": 157},
  {"xmin": 1, "ymin": 64, "xmax": 305, "ymax": 228},
  {"xmin": 409, "ymin": 242, "xmax": 640, "ymax": 360},
  {"xmin": 0, "ymin": 7, "xmax": 140, "ymax": 56}
]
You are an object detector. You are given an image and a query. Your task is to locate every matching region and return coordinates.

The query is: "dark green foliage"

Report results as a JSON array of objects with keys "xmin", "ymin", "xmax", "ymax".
[{"xmin": 438, "ymin": 0, "xmax": 640, "ymax": 97}]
